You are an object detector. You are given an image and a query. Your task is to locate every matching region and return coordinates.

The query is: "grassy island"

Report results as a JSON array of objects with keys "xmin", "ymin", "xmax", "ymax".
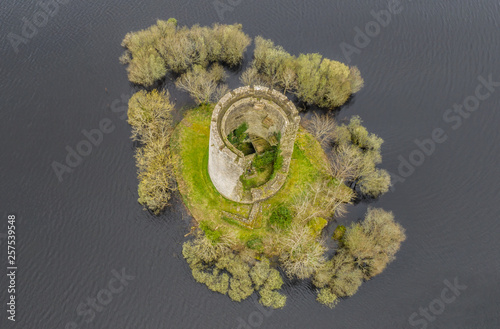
[
  {"xmin": 121, "ymin": 19, "xmax": 405, "ymax": 309},
  {"xmin": 171, "ymin": 103, "xmax": 352, "ymax": 241}
]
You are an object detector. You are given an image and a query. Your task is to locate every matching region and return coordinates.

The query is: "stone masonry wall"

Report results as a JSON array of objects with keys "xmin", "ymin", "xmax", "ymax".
[{"xmin": 208, "ymin": 86, "xmax": 300, "ymax": 204}]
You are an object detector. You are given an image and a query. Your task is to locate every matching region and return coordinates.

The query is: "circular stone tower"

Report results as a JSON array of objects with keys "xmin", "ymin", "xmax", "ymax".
[{"xmin": 208, "ymin": 86, "xmax": 300, "ymax": 204}]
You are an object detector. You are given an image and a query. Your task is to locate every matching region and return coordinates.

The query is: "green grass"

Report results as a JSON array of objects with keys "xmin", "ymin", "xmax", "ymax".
[
  {"xmin": 269, "ymin": 205, "xmax": 292, "ymax": 229},
  {"xmin": 258, "ymin": 129, "xmax": 331, "ymax": 220},
  {"xmin": 199, "ymin": 221, "xmax": 223, "ymax": 243},
  {"xmin": 245, "ymin": 235, "xmax": 264, "ymax": 250},
  {"xmin": 228, "ymin": 122, "xmax": 255, "ymax": 155},
  {"xmin": 222, "ymin": 216, "xmax": 252, "ymax": 230},
  {"xmin": 240, "ymin": 146, "xmax": 280, "ymax": 190},
  {"xmin": 240, "ymin": 163, "xmax": 274, "ymax": 190},
  {"xmin": 171, "ymin": 104, "xmax": 252, "ymax": 222}
]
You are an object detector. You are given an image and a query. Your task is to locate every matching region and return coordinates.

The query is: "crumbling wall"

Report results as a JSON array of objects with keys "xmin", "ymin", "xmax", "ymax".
[{"xmin": 208, "ymin": 86, "xmax": 300, "ymax": 203}]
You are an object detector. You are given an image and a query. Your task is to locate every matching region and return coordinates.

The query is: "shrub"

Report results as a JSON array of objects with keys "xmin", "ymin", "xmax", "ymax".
[
  {"xmin": 175, "ymin": 64, "xmax": 227, "ymax": 104},
  {"xmin": 292, "ymin": 180, "xmax": 354, "ymax": 225},
  {"xmin": 128, "ymin": 90, "xmax": 176, "ymax": 214},
  {"xmin": 279, "ymin": 225, "xmax": 326, "ymax": 279},
  {"xmin": 250, "ymin": 259, "xmax": 287, "ymax": 308},
  {"xmin": 313, "ymin": 249, "xmax": 363, "ymax": 307},
  {"xmin": 313, "ymin": 208, "xmax": 405, "ymax": 307},
  {"xmin": 199, "ymin": 221, "xmax": 223, "ymax": 244},
  {"xmin": 252, "ymin": 36, "xmax": 295, "ymax": 89},
  {"xmin": 183, "ymin": 232, "xmax": 230, "ymax": 265},
  {"xmin": 295, "ymin": 54, "xmax": 352, "ymax": 109},
  {"xmin": 246, "ymin": 236, "xmax": 263, "ymax": 250},
  {"xmin": 249, "ymin": 37, "xmax": 363, "ymax": 108},
  {"xmin": 329, "ymin": 258, "xmax": 364, "ymax": 297},
  {"xmin": 128, "ymin": 89, "xmax": 174, "ymax": 143},
  {"xmin": 166, "ymin": 18, "xmax": 177, "ymax": 26},
  {"xmin": 358, "ymin": 168, "xmax": 391, "ymax": 198},
  {"xmin": 250, "ymin": 37, "xmax": 363, "ymax": 108},
  {"xmin": 183, "ymin": 235, "xmax": 231, "ymax": 294},
  {"xmin": 126, "ymin": 49, "xmax": 167, "ymax": 87},
  {"xmin": 211, "ymin": 23, "xmax": 251, "ymax": 66},
  {"xmin": 269, "ymin": 205, "xmax": 292, "ymax": 229},
  {"xmin": 259, "ymin": 286, "xmax": 286, "ymax": 309},
  {"xmin": 191, "ymin": 268, "xmax": 230, "ymax": 294},
  {"xmin": 272, "ymin": 148, "xmax": 283, "ymax": 174},
  {"xmin": 332, "ymin": 225, "xmax": 346, "ymax": 241},
  {"xmin": 183, "ymin": 235, "xmax": 286, "ymax": 308},
  {"xmin": 253, "ymin": 148, "xmax": 277, "ymax": 172},
  {"xmin": 328, "ymin": 144, "xmax": 362, "ymax": 182},
  {"xmin": 183, "ymin": 237, "xmax": 253, "ymax": 300},
  {"xmin": 249, "ymin": 258, "xmax": 272, "ymax": 289},
  {"xmin": 227, "ymin": 262, "xmax": 254, "ymax": 302},
  {"xmin": 316, "ymin": 287, "xmax": 338, "ymax": 308},
  {"xmin": 157, "ymin": 25, "xmax": 197, "ymax": 74},
  {"xmin": 303, "ymin": 112, "xmax": 337, "ymax": 146},
  {"xmin": 347, "ymin": 116, "xmax": 383, "ymax": 152},
  {"xmin": 349, "ymin": 66, "xmax": 364, "ymax": 93},
  {"xmin": 120, "ymin": 19, "xmax": 174, "ymax": 86},
  {"xmin": 213, "ymin": 84, "xmax": 230, "ymax": 102},
  {"xmin": 136, "ymin": 146, "xmax": 175, "ymax": 214},
  {"xmin": 330, "ymin": 116, "xmax": 389, "ymax": 198},
  {"xmin": 361, "ymin": 208, "xmax": 406, "ymax": 257},
  {"xmin": 307, "ymin": 217, "xmax": 328, "ymax": 235},
  {"xmin": 227, "ymin": 122, "xmax": 249, "ymax": 146},
  {"xmin": 342, "ymin": 208, "xmax": 406, "ymax": 279},
  {"xmin": 121, "ymin": 19, "xmax": 251, "ymax": 86},
  {"xmin": 240, "ymin": 66, "xmax": 264, "ymax": 86}
]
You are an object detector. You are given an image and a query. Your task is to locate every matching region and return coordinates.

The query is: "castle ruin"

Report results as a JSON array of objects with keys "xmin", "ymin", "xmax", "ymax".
[{"xmin": 208, "ymin": 86, "xmax": 300, "ymax": 204}]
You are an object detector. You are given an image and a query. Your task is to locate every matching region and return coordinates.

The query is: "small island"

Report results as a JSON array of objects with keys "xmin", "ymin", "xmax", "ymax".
[{"xmin": 120, "ymin": 18, "xmax": 405, "ymax": 309}]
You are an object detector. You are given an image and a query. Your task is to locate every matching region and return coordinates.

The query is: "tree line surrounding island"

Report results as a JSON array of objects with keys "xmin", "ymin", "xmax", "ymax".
[
  {"xmin": 120, "ymin": 19, "xmax": 404, "ymax": 309},
  {"xmin": 120, "ymin": 18, "xmax": 363, "ymax": 108}
]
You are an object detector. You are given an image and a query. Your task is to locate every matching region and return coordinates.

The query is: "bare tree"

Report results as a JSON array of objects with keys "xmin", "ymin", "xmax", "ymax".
[
  {"xmin": 278, "ymin": 224, "xmax": 327, "ymax": 279},
  {"xmin": 303, "ymin": 112, "xmax": 337, "ymax": 147},
  {"xmin": 358, "ymin": 168, "xmax": 391, "ymax": 198},
  {"xmin": 175, "ymin": 64, "xmax": 226, "ymax": 104},
  {"xmin": 349, "ymin": 66, "xmax": 364, "ymax": 93},
  {"xmin": 280, "ymin": 66, "xmax": 297, "ymax": 94},
  {"xmin": 328, "ymin": 144, "xmax": 362, "ymax": 182},
  {"xmin": 342, "ymin": 207, "xmax": 406, "ymax": 279},
  {"xmin": 240, "ymin": 66, "xmax": 264, "ymax": 86},
  {"xmin": 291, "ymin": 180, "xmax": 353, "ymax": 227},
  {"xmin": 213, "ymin": 84, "xmax": 229, "ymax": 102}
]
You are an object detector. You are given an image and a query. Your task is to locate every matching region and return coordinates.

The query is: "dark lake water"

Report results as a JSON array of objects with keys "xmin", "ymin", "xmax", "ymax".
[{"xmin": 1, "ymin": 0, "xmax": 500, "ymax": 328}]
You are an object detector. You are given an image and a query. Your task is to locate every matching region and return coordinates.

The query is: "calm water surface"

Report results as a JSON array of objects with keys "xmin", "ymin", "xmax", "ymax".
[{"xmin": 1, "ymin": 0, "xmax": 499, "ymax": 328}]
